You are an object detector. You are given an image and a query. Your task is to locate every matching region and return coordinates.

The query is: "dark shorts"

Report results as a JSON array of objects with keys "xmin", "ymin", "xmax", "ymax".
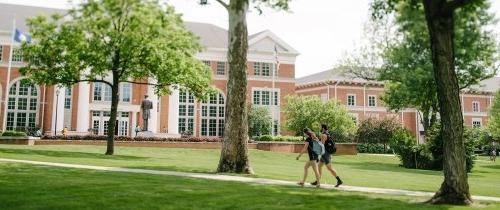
[
  {"xmin": 320, "ymin": 153, "xmax": 331, "ymax": 164},
  {"xmin": 308, "ymin": 152, "xmax": 319, "ymax": 162}
]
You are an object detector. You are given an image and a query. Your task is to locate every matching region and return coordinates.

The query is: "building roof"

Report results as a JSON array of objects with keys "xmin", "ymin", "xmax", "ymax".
[
  {"xmin": 297, "ymin": 68, "xmax": 500, "ymax": 94},
  {"xmin": 296, "ymin": 68, "xmax": 383, "ymax": 87},
  {"xmin": 0, "ymin": 3, "xmax": 297, "ymax": 55},
  {"xmin": 0, "ymin": 3, "xmax": 65, "ymax": 32}
]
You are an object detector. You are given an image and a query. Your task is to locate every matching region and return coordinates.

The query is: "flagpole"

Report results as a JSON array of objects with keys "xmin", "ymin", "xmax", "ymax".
[{"xmin": 2, "ymin": 19, "xmax": 15, "ymax": 131}]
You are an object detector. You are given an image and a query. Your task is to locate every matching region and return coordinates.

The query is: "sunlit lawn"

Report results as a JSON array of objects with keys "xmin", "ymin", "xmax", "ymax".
[
  {"xmin": 1, "ymin": 162, "xmax": 499, "ymax": 210},
  {"xmin": 0, "ymin": 144, "xmax": 499, "ymax": 197}
]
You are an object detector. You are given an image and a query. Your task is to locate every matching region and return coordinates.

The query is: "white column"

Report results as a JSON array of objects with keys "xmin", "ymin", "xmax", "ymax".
[
  {"xmin": 168, "ymin": 88, "xmax": 179, "ymax": 135},
  {"xmin": 147, "ymin": 81, "xmax": 158, "ymax": 133},
  {"xmin": 76, "ymin": 82, "xmax": 90, "ymax": 133},
  {"xmin": 51, "ymin": 87, "xmax": 65, "ymax": 135}
]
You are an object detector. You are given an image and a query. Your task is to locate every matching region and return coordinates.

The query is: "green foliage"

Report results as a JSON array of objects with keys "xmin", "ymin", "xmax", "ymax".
[
  {"xmin": 390, "ymin": 126, "xmax": 477, "ymax": 172},
  {"xmin": 283, "ymin": 95, "xmax": 356, "ymax": 142},
  {"xmin": 487, "ymin": 91, "xmax": 500, "ymax": 140},
  {"xmin": 357, "ymin": 143, "xmax": 393, "ymax": 154},
  {"xmin": 248, "ymin": 106, "xmax": 272, "ymax": 137},
  {"xmin": 258, "ymin": 135, "xmax": 274, "ymax": 142},
  {"xmin": 356, "ymin": 117, "xmax": 399, "ymax": 145},
  {"xmin": 1, "ymin": 131, "xmax": 28, "ymax": 137},
  {"xmin": 370, "ymin": 0, "xmax": 498, "ymax": 131}
]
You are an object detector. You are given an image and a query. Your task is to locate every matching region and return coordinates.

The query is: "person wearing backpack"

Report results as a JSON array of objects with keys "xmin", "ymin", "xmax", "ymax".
[
  {"xmin": 296, "ymin": 128, "xmax": 322, "ymax": 188},
  {"xmin": 311, "ymin": 124, "xmax": 343, "ymax": 187}
]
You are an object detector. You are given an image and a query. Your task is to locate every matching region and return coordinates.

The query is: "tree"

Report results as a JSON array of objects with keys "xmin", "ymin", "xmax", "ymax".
[
  {"xmin": 201, "ymin": 0, "xmax": 291, "ymax": 174},
  {"xmin": 21, "ymin": 0, "xmax": 212, "ymax": 155},
  {"xmin": 283, "ymin": 95, "xmax": 356, "ymax": 141},
  {"xmin": 487, "ymin": 90, "xmax": 500, "ymax": 140},
  {"xmin": 356, "ymin": 117, "xmax": 399, "ymax": 152},
  {"xmin": 248, "ymin": 106, "xmax": 272, "ymax": 137}
]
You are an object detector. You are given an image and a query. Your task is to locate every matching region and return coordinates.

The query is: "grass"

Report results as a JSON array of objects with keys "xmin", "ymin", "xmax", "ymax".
[
  {"xmin": 0, "ymin": 145, "xmax": 499, "ymax": 198},
  {"xmin": 1, "ymin": 162, "xmax": 499, "ymax": 210}
]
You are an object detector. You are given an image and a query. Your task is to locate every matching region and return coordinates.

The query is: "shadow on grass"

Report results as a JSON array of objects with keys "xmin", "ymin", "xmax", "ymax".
[
  {"xmin": 0, "ymin": 163, "xmax": 475, "ymax": 210},
  {"xmin": 346, "ymin": 160, "xmax": 441, "ymax": 176},
  {"xmin": 0, "ymin": 148, "xmax": 148, "ymax": 160}
]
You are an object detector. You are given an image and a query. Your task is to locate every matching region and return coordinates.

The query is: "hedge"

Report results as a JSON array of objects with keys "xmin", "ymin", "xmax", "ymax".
[
  {"xmin": 1, "ymin": 131, "xmax": 28, "ymax": 137},
  {"xmin": 253, "ymin": 135, "xmax": 304, "ymax": 142},
  {"xmin": 42, "ymin": 135, "xmax": 222, "ymax": 142}
]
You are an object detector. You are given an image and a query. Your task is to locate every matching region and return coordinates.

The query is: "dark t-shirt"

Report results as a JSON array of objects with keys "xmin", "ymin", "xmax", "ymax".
[{"xmin": 305, "ymin": 137, "xmax": 318, "ymax": 161}]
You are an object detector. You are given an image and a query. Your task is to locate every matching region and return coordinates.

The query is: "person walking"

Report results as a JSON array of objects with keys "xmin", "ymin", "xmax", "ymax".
[
  {"xmin": 311, "ymin": 124, "xmax": 343, "ymax": 187},
  {"xmin": 296, "ymin": 128, "xmax": 321, "ymax": 188}
]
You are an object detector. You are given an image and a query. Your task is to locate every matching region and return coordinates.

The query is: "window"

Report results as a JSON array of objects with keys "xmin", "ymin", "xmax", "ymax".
[
  {"xmin": 216, "ymin": 62, "xmax": 226, "ymax": 75},
  {"xmin": 93, "ymin": 82, "xmax": 130, "ymax": 102},
  {"xmin": 121, "ymin": 83, "xmax": 131, "ymax": 102},
  {"xmin": 273, "ymin": 120, "xmax": 279, "ymax": 136},
  {"xmin": 178, "ymin": 90, "xmax": 195, "ymax": 134},
  {"xmin": 368, "ymin": 95, "xmax": 376, "ymax": 107},
  {"xmin": 254, "ymin": 62, "xmax": 271, "ymax": 76},
  {"xmin": 64, "ymin": 87, "xmax": 72, "ymax": 109},
  {"xmin": 472, "ymin": 120, "xmax": 481, "ymax": 128},
  {"xmin": 472, "ymin": 101, "xmax": 480, "ymax": 112},
  {"xmin": 321, "ymin": 94, "xmax": 328, "ymax": 102},
  {"xmin": 12, "ymin": 47, "xmax": 23, "ymax": 62},
  {"xmin": 0, "ymin": 45, "xmax": 3, "ymax": 62},
  {"xmin": 347, "ymin": 95, "xmax": 356, "ymax": 106},
  {"xmin": 6, "ymin": 79, "xmax": 38, "ymax": 130},
  {"xmin": 201, "ymin": 92, "xmax": 225, "ymax": 137},
  {"xmin": 253, "ymin": 89, "xmax": 279, "ymax": 106},
  {"xmin": 202, "ymin": 60, "xmax": 211, "ymax": 66}
]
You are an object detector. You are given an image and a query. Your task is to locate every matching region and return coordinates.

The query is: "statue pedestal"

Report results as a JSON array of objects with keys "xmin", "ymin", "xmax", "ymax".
[{"xmin": 137, "ymin": 131, "xmax": 155, "ymax": 137}]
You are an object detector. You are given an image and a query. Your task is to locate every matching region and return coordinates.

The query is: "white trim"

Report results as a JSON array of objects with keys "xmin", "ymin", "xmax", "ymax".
[
  {"xmin": 89, "ymin": 103, "xmax": 140, "ymax": 112},
  {"xmin": 4, "ymin": 78, "xmax": 40, "ymax": 130},
  {"xmin": 347, "ymin": 94, "xmax": 356, "ymax": 107},
  {"xmin": 463, "ymin": 112, "xmax": 488, "ymax": 117},
  {"xmin": 248, "ymin": 30, "xmax": 300, "ymax": 55},
  {"xmin": 251, "ymin": 87, "xmax": 281, "ymax": 106},
  {"xmin": 472, "ymin": 101, "xmax": 480, "ymax": 112},
  {"xmin": 368, "ymin": 95, "xmax": 377, "ymax": 107},
  {"xmin": 199, "ymin": 90, "xmax": 225, "ymax": 137},
  {"xmin": 294, "ymin": 86, "xmax": 328, "ymax": 93}
]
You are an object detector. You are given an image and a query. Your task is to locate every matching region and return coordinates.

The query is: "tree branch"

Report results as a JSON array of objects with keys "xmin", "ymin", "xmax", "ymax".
[
  {"xmin": 215, "ymin": 0, "xmax": 229, "ymax": 10},
  {"xmin": 71, "ymin": 79, "xmax": 113, "ymax": 87},
  {"xmin": 445, "ymin": 0, "xmax": 474, "ymax": 12}
]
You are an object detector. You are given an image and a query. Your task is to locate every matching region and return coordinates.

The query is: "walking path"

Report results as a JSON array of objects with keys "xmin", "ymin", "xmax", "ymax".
[{"xmin": 1, "ymin": 158, "xmax": 499, "ymax": 202}]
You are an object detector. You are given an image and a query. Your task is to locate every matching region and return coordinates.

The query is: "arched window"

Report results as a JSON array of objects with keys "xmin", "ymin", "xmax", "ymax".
[
  {"xmin": 6, "ymin": 79, "xmax": 38, "ymax": 130},
  {"xmin": 201, "ymin": 92, "xmax": 225, "ymax": 137},
  {"xmin": 178, "ymin": 90, "xmax": 195, "ymax": 134}
]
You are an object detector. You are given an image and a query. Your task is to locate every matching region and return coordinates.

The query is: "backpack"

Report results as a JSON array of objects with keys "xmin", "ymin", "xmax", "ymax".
[
  {"xmin": 324, "ymin": 132, "xmax": 337, "ymax": 154},
  {"xmin": 312, "ymin": 138, "xmax": 325, "ymax": 156}
]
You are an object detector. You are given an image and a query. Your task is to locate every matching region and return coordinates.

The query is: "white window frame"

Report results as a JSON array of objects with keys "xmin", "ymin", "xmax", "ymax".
[
  {"xmin": 368, "ymin": 95, "xmax": 376, "ymax": 107},
  {"xmin": 254, "ymin": 62, "xmax": 272, "ymax": 76},
  {"xmin": 64, "ymin": 86, "xmax": 72, "ymax": 109},
  {"xmin": 11, "ymin": 47, "xmax": 23, "ymax": 62},
  {"xmin": 472, "ymin": 101, "xmax": 480, "ymax": 112},
  {"xmin": 347, "ymin": 94, "xmax": 356, "ymax": 106},
  {"xmin": 120, "ymin": 83, "xmax": 132, "ymax": 103},
  {"xmin": 252, "ymin": 88, "xmax": 280, "ymax": 106},
  {"xmin": 202, "ymin": 60, "xmax": 211, "ymax": 66},
  {"xmin": 472, "ymin": 118, "xmax": 482, "ymax": 128},
  {"xmin": 200, "ymin": 91, "xmax": 225, "ymax": 137},
  {"xmin": 216, "ymin": 61, "xmax": 226, "ymax": 76},
  {"xmin": 5, "ymin": 79, "xmax": 39, "ymax": 131},
  {"xmin": 92, "ymin": 82, "xmax": 132, "ymax": 103},
  {"xmin": 90, "ymin": 111, "xmax": 130, "ymax": 136},
  {"xmin": 178, "ymin": 90, "xmax": 196, "ymax": 134}
]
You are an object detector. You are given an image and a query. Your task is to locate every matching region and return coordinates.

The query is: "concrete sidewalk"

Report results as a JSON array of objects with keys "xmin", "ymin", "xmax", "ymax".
[{"xmin": 1, "ymin": 158, "xmax": 499, "ymax": 202}]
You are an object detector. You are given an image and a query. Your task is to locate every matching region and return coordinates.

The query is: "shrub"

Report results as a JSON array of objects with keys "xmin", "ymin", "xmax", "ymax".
[
  {"xmin": 274, "ymin": 135, "xmax": 303, "ymax": 142},
  {"xmin": 357, "ymin": 143, "xmax": 393, "ymax": 154},
  {"xmin": 257, "ymin": 135, "xmax": 274, "ymax": 142},
  {"xmin": 1, "ymin": 131, "xmax": 28, "ymax": 137},
  {"xmin": 248, "ymin": 106, "xmax": 272, "ymax": 137},
  {"xmin": 41, "ymin": 135, "xmax": 222, "ymax": 142},
  {"xmin": 356, "ymin": 117, "xmax": 399, "ymax": 152},
  {"xmin": 390, "ymin": 126, "xmax": 477, "ymax": 172}
]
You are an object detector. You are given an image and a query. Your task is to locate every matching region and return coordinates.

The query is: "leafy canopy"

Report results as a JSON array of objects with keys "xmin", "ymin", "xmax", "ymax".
[
  {"xmin": 283, "ymin": 95, "xmax": 356, "ymax": 141},
  {"xmin": 248, "ymin": 106, "xmax": 272, "ymax": 137},
  {"xmin": 21, "ymin": 0, "xmax": 213, "ymax": 98}
]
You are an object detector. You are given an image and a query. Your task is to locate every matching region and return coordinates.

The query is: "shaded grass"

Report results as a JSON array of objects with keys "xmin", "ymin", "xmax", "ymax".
[
  {"xmin": 0, "ymin": 162, "xmax": 498, "ymax": 210},
  {"xmin": 0, "ymin": 145, "xmax": 499, "ymax": 197}
]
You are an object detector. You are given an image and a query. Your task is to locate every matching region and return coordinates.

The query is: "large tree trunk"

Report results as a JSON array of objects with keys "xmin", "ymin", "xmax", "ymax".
[
  {"xmin": 423, "ymin": 0, "xmax": 472, "ymax": 205},
  {"xmin": 217, "ymin": 0, "xmax": 253, "ymax": 174}
]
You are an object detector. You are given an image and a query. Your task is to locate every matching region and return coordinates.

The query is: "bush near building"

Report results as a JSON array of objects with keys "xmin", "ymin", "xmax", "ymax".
[
  {"xmin": 1, "ymin": 131, "xmax": 28, "ymax": 137},
  {"xmin": 390, "ymin": 125, "xmax": 478, "ymax": 172},
  {"xmin": 356, "ymin": 117, "xmax": 399, "ymax": 153}
]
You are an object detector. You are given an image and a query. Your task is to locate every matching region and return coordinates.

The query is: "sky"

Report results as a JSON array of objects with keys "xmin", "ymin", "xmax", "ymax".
[{"xmin": 1, "ymin": 0, "xmax": 500, "ymax": 78}]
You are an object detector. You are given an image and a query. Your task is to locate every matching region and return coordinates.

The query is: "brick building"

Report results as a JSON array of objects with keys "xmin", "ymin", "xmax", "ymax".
[
  {"xmin": 0, "ymin": 3, "xmax": 298, "ymax": 137},
  {"xmin": 296, "ymin": 68, "xmax": 499, "ymax": 143}
]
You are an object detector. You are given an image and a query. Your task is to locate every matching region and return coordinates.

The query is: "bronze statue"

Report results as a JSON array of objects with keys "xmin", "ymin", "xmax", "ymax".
[{"xmin": 141, "ymin": 95, "xmax": 153, "ymax": 131}]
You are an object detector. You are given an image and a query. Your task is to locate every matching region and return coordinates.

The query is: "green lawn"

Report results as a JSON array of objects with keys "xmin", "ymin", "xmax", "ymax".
[
  {"xmin": 0, "ymin": 145, "xmax": 499, "ymax": 198},
  {"xmin": 1, "ymin": 162, "xmax": 498, "ymax": 210}
]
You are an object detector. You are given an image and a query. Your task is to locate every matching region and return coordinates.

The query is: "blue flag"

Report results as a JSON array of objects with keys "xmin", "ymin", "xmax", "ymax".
[{"xmin": 14, "ymin": 29, "xmax": 31, "ymax": 43}]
